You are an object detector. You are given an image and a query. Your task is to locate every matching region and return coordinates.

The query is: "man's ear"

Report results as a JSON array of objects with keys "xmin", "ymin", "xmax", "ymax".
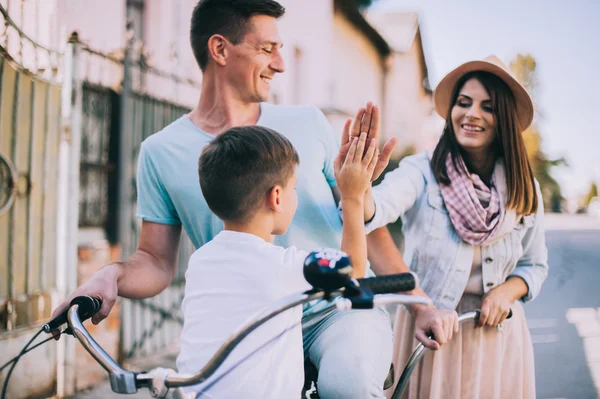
[
  {"xmin": 207, "ymin": 34, "xmax": 228, "ymax": 67},
  {"xmin": 267, "ymin": 185, "xmax": 283, "ymax": 212}
]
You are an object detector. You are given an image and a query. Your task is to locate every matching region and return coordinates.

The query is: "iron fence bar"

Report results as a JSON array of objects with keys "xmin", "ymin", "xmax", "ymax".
[
  {"xmin": 0, "ymin": 46, "xmax": 58, "ymax": 85},
  {"xmin": 81, "ymin": 46, "xmax": 123, "ymax": 66},
  {"xmin": 136, "ymin": 298, "xmax": 184, "ymax": 325},
  {"xmin": 125, "ymin": 293, "xmax": 184, "ymax": 359},
  {"xmin": 17, "ymin": 0, "xmax": 23, "ymax": 63},
  {"xmin": 7, "ymin": 70, "xmax": 19, "ymax": 318},
  {"xmin": 2, "ymin": 0, "xmax": 8, "ymax": 48},
  {"xmin": 133, "ymin": 63, "xmax": 199, "ymax": 87},
  {"xmin": 0, "ymin": 2, "xmax": 61, "ymax": 54},
  {"xmin": 129, "ymin": 90, "xmax": 191, "ymax": 114},
  {"xmin": 33, "ymin": 0, "xmax": 38, "ymax": 72},
  {"xmin": 117, "ymin": 10, "xmax": 133, "ymax": 254},
  {"xmin": 38, "ymin": 82, "xmax": 50, "ymax": 291},
  {"xmin": 25, "ymin": 68, "xmax": 35, "ymax": 295}
]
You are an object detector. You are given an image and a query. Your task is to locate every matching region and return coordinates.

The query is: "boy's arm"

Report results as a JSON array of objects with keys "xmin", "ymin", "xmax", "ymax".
[
  {"xmin": 335, "ymin": 131, "xmax": 379, "ymax": 278},
  {"xmin": 341, "ymin": 197, "xmax": 368, "ymax": 278}
]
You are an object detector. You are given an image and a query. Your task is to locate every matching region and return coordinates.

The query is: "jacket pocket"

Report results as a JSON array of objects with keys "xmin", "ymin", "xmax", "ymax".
[{"xmin": 427, "ymin": 190, "xmax": 449, "ymax": 213}]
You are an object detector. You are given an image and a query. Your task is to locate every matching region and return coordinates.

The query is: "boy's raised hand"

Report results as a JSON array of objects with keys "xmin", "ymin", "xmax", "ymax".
[
  {"xmin": 334, "ymin": 102, "xmax": 397, "ymax": 182},
  {"xmin": 335, "ymin": 132, "xmax": 379, "ymax": 200}
]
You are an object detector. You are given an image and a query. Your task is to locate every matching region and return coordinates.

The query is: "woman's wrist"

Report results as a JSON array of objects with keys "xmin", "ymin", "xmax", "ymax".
[
  {"xmin": 493, "ymin": 276, "xmax": 528, "ymax": 302},
  {"xmin": 363, "ymin": 187, "xmax": 375, "ymax": 222}
]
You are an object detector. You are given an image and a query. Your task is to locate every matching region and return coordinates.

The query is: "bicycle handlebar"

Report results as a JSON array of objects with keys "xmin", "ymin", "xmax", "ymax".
[
  {"xmin": 67, "ymin": 305, "xmax": 138, "ymax": 394},
  {"xmin": 65, "ymin": 272, "xmax": 427, "ymax": 395},
  {"xmin": 43, "ymin": 296, "xmax": 102, "ymax": 333},
  {"xmin": 356, "ymin": 272, "xmax": 418, "ymax": 294}
]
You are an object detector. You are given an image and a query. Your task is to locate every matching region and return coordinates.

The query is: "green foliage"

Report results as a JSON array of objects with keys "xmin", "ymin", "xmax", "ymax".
[
  {"xmin": 583, "ymin": 182, "xmax": 598, "ymax": 207},
  {"xmin": 510, "ymin": 53, "xmax": 565, "ymax": 212}
]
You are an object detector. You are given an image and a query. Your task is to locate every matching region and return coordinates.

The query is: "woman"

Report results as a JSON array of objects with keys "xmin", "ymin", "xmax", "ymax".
[{"xmin": 364, "ymin": 55, "xmax": 548, "ymax": 398}]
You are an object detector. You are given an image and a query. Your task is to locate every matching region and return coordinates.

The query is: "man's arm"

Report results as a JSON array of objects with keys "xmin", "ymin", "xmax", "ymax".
[
  {"xmin": 51, "ymin": 221, "xmax": 181, "ymax": 326},
  {"xmin": 116, "ymin": 221, "xmax": 182, "ymax": 298},
  {"xmin": 367, "ymin": 226, "xmax": 426, "ymax": 297}
]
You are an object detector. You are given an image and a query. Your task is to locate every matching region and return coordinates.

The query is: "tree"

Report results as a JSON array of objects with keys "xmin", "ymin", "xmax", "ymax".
[
  {"xmin": 583, "ymin": 182, "xmax": 598, "ymax": 207},
  {"xmin": 510, "ymin": 54, "xmax": 566, "ymax": 212}
]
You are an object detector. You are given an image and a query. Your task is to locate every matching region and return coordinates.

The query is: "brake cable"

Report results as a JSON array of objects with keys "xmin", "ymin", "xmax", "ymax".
[{"xmin": 0, "ymin": 328, "xmax": 67, "ymax": 399}]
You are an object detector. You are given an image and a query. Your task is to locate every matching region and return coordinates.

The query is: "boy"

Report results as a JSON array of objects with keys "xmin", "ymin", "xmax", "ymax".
[{"xmin": 177, "ymin": 125, "xmax": 379, "ymax": 398}]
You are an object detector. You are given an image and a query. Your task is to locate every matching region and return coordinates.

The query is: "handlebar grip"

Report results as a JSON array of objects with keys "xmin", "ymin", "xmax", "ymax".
[
  {"xmin": 43, "ymin": 296, "xmax": 103, "ymax": 333},
  {"xmin": 72, "ymin": 296, "xmax": 103, "ymax": 319},
  {"xmin": 356, "ymin": 272, "xmax": 417, "ymax": 294}
]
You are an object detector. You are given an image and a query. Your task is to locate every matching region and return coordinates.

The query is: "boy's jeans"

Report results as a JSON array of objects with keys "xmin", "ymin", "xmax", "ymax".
[{"xmin": 302, "ymin": 305, "xmax": 393, "ymax": 399}]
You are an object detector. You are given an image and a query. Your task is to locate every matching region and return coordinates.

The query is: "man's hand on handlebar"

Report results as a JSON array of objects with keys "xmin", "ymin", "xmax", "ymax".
[{"xmin": 50, "ymin": 263, "xmax": 122, "ymax": 337}]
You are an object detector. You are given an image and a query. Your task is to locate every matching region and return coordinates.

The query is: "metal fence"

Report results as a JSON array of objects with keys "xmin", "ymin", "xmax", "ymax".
[
  {"xmin": 79, "ymin": 82, "xmax": 120, "ymax": 242},
  {"xmin": 76, "ymin": 37, "xmax": 198, "ymax": 361},
  {"xmin": 0, "ymin": 3, "xmax": 65, "ymax": 397},
  {"xmin": 119, "ymin": 91, "xmax": 194, "ymax": 361},
  {"xmin": 0, "ymin": 1, "xmax": 63, "ymax": 333},
  {"xmin": 0, "ymin": 51, "xmax": 62, "ymax": 331},
  {"xmin": 1, "ymin": 0, "xmax": 199, "ymax": 370}
]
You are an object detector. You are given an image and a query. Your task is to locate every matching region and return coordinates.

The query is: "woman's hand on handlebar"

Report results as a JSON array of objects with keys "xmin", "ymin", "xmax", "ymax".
[
  {"xmin": 51, "ymin": 264, "xmax": 121, "ymax": 336},
  {"xmin": 477, "ymin": 286, "xmax": 514, "ymax": 328},
  {"xmin": 477, "ymin": 276, "xmax": 527, "ymax": 328},
  {"xmin": 412, "ymin": 305, "xmax": 459, "ymax": 351}
]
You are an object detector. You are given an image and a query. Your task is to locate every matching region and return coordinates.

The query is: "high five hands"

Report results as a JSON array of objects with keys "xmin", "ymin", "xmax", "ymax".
[{"xmin": 334, "ymin": 102, "xmax": 397, "ymax": 182}]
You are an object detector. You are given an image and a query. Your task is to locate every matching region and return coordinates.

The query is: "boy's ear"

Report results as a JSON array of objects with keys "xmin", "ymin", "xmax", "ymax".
[
  {"xmin": 267, "ymin": 185, "xmax": 283, "ymax": 212},
  {"xmin": 207, "ymin": 34, "xmax": 228, "ymax": 67}
]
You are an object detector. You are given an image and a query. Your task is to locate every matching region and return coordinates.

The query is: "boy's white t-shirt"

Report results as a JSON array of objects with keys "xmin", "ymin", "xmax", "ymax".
[{"xmin": 177, "ymin": 230, "xmax": 312, "ymax": 398}]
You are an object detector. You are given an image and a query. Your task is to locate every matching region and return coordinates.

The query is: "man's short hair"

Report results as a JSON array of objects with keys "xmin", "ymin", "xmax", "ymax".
[
  {"xmin": 190, "ymin": 0, "xmax": 285, "ymax": 71},
  {"xmin": 198, "ymin": 126, "xmax": 299, "ymax": 223}
]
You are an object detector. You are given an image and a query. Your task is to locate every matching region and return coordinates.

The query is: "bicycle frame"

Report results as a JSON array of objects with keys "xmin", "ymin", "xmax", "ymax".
[{"xmin": 67, "ymin": 288, "xmax": 431, "ymax": 398}]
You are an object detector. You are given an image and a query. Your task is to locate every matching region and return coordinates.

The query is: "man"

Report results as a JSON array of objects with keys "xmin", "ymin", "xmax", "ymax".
[{"xmin": 53, "ymin": 0, "xmax": 452, "ymax": 397}]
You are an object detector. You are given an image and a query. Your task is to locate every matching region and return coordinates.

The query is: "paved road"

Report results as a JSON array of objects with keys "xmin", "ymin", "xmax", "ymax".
[{"xmin": 525, "ymin": 223, "xmax": 600, "ymax": 398}]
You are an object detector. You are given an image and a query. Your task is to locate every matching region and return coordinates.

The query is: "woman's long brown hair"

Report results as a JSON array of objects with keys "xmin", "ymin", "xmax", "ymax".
[{"xmin": 431, "ymin": 71, "xmax": 538, "ymax": 216}]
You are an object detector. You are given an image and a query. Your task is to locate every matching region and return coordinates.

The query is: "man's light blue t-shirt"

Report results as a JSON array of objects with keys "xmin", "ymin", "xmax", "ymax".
[{"xmin": 136, "ymin": 103, "xmax": 373, "ymax": 290}]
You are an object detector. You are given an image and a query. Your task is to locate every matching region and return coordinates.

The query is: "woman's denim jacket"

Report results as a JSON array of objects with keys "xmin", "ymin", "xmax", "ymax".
[{"xmin": 366, "ymin": 152, "xmax": 549, "ymax": 310}]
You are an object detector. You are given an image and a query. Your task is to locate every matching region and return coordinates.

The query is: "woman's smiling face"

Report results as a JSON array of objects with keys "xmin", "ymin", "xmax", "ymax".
[{"xmin": 451, "ymin": 78, "xmax": 497, "ymax": 154}]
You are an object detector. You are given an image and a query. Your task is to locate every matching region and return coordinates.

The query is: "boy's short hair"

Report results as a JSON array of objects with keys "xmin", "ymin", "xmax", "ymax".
[{"xmin": 198, "ymin": 126, "xmax": 299, "ymax": 223}]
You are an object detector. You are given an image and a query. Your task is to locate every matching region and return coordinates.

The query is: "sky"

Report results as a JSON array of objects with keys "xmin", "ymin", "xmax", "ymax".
[{"xmin": 370, "ymin": 0, "xmax": 600, "ymax": 198}]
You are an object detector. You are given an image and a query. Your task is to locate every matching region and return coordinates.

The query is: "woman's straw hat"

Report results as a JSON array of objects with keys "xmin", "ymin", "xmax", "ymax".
[{"xmin": 433, "ymin": 55, "xmax": 534, "ymax": 130}]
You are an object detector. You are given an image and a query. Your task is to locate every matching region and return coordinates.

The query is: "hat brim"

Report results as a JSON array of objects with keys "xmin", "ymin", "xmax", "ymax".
[{"xmin": 433, "ymin": 60, "xmax": 534, "ymax": 131}]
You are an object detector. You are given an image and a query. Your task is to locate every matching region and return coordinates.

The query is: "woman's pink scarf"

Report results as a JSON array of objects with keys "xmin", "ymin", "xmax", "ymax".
[{"xmin": 439, "ymin": 154, "xmax": 516, "ymax": 245}]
